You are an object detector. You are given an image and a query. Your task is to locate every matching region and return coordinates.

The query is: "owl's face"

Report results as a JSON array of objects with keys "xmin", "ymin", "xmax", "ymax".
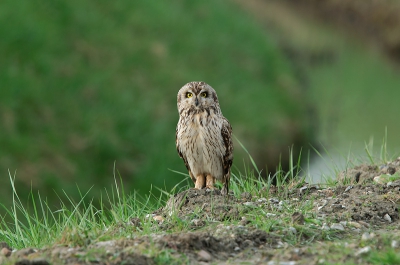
[{"xmin": 177, "ymin": 81, "xmax": 220, "ymax": 114}]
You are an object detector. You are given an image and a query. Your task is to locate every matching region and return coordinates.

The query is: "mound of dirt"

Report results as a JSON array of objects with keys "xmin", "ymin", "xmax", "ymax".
[{"xmin": 4, "ymin": 160, "xmax": 400, "ymax": 264}]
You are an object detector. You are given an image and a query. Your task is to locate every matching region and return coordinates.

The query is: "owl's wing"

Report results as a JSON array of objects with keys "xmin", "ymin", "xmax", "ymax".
[
  {"xmin": 176, "ymin": 126, "xmax": 196, "ymax": 182},
  {"xmin": 221, "ymin": 118, "xmax": 233, "ymax": 195}
]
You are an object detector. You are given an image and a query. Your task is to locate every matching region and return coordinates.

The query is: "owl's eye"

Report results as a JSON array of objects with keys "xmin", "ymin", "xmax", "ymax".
[
  {"xmin": 186, "ymin": 92, "xmax": 193, "ymax": 98},
  {"xmin": 200, "ymin": 92, "xmax": 208, "ymax": 98}
]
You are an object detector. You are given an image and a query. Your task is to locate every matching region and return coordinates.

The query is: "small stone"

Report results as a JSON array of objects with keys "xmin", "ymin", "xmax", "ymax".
[
  {"xmin": 257, "ymin": 198, "xmax": 267, "ymax": 203},
  {"xmin": 269, "ymin": 198, "xmax": 280, "ymax": 204},
  {"xmin": 344, "ymin": 186, "xmax": 353, "ymax": 192},
  {"xmin": 330, "ymin": 223, "xmax": 345, "ymax": 231},
  {"xmin": 355, "ymin": 246, "xmax": 371, "ymax": 256},
  {"xmin": 243, "ymin": 202, "xmax": 256, "ymax": 207},
  {"xmin": 1, "ymin": 247, "xmax": 11, "ymax": 257},
  {"xmin": 288, "ymin": 227, "xmax": 297, "ymax": 234},
  {"xmin": 266, "ymin": 213, "xmax": 277, "ymax": 218},
  {"xmin": 94, "ymin": 240, "xmax": 116, "ymax": 248},
  {"xmin": 197, "ymin": 250, "xmax": 212, "ymax": 262},
  {"xmin": 191, "ymin": 219, "xmax": 204, "ymax": 227},
  {"xmin": 239, "ymin": 217, "xmax": 251, "ymax": 226},
  {"xmin": 153, "ymin": 215, "xmax": 164, "ymax": 223},
  {"xmin": 340, "ymin": 221, "xmax": 347, "ymax": 227},
  {"xmin": 361, "ymin": 232, "xmax": 375, "ymax": 241},
  {"xmin": 391, "ymin": 240, "xmax": 398, "ymax": 248},
  {"xmin": 234, "ymin": 246, "xmax": 241, "ymax": 251},
  {"xmin": 347, "ymin": 221, "xmax": 362, "ymax": 228},
  {"xmin": 384, "ymin": 214, "xmax": 392, "ymax": 223},
  {"xmin": 321, "ymin": 223, "xmax": 330, "ymax": 230}
]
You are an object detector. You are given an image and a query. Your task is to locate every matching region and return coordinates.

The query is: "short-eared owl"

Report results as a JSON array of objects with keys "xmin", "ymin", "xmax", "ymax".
[{"xmin": 176, "ymin": 81, "xmax": 233, "ymax": 195}]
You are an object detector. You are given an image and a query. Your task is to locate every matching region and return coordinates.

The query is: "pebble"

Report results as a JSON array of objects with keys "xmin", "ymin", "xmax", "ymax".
[
  {"xmin": 392, "ymin": 240, "xmax": 399, "ymax": 248},
  {"xmin": 243, "ymin": 202, "xmax": 256, "ymax": 207},
  {"xmin": 330, "ymin": 223, "xmax": 345, "ymax": 231},
  {"xmin": 361, "ymin": 232, "xmax": 375, "ymax": 241},
  {"xmin": 197, "ymin": 250, "xmax": 212, "ymax": 262},
  {"xmin": 269, "ymin": 198, "xmax": 280, "ymax": 204},
  {"xmin": 266, "ymin": 213, "xmax": 277, "ymax": 218},
  {"xmin": 321, "ymin": 223, "xmax": 330, "ymax": 231},
  {"xmin": 384, "ymin": 214, "xmax": 392, "ymax": 223},
  {"xmin": 344, "ymin": 186, "xmax": 353, "ymax": 192},
  {"xmin": 267, "ymin": 261, "xmax": 296, "ymax": 265},
  {"xmin": 1, "ymin": 247, "xmax": 11, "ymax": 257},
  {"xmin": 355, "ymin": 246, "xmax": 371, "ymax": 256},
  {"xmin": 347, "ymin": 221, "xmax": 362, "ymax": 228},
  {"xmin": 234, "ymin": 247, "xmax": 241, "ymax": 251},
  {"xmin": 153, "ymin": 215, "xmax": 164, "ymax": 223},
  {"xmin": 94, "ymin": 240, "xmax": 116, "ymax": 248},
  {"xmin": 288, "ymin": 227, "xmax": 297, "ymax": 234}
]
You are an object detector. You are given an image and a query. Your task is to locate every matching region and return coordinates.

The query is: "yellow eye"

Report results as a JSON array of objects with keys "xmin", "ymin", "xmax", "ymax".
[
  {"xmin": 200, "ymin": 92, "xmax": 207, "ymax": 98},
  {"xmin": 186, "ymin": 92, "xmax": 193, "ymax": 98}
]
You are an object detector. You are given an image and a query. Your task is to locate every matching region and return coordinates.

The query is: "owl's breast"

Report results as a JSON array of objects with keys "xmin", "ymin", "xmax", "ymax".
[{"xmin": 177, "ymin": 112, "xmax": 225, "ymax": 179}]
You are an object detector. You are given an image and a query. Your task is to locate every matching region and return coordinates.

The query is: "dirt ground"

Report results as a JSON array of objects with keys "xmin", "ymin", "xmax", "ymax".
[{"xmin": 2, "ymin": 158, "xmax": 400, "ymax": 264}]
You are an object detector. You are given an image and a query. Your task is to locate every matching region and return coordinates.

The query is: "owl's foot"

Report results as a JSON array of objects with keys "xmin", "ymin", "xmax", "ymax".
[
  {"xmin": 194, "ymin": 174, "xmax": 206, "ymax": 189},
  {"xmin": 205, "ymin": 174, "xmax": 215, "ymax": 190}
]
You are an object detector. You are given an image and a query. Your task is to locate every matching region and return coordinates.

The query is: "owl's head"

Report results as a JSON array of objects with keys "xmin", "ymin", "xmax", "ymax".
[{"xmin": 177, "ymin": 81, "xmax": 221, "ymax": 114}]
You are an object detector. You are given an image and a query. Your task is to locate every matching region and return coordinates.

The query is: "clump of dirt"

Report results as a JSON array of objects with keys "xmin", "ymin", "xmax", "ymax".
[{"xmin": 155, "ymin": 189, "xmax": 245, "ymax": 223}]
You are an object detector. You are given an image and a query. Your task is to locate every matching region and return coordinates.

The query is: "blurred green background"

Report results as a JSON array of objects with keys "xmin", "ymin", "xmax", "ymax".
[{"xmin": 1, "ymin": 0, "xmax": 400, "ymax": 213}]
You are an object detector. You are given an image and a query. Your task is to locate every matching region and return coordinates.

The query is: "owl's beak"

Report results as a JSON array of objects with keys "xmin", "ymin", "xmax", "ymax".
[{"xmin": 195, "ymin": 97, "xmax": 199, "ymax": 106}]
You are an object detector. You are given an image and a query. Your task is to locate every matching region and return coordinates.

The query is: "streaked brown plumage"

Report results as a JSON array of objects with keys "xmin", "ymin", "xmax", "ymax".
[{"xmin": 176, "ymin": 81, "xmax": 233, "ymax": 195}]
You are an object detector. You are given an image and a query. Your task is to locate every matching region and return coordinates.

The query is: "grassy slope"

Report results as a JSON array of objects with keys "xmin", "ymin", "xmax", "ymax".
[{"xmin": 0, "ymin": 0, "xmax": 312, "ymax": 210}]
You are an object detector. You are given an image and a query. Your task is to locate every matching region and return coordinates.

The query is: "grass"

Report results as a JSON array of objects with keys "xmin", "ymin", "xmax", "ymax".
[{"xmin": 1, "ymin": 143, "xmax": 400, "ymax": 264}]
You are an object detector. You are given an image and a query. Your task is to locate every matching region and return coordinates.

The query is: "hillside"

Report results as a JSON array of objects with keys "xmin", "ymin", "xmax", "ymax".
[{"xmin": 0, "ymin": 0, "xmax": 313, "ymax": 210}]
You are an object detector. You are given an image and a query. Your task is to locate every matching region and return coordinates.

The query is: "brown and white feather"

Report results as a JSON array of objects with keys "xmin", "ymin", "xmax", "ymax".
[{"xmin": 176, "ymin": 81, "xmax": 233, "ymax": 194}]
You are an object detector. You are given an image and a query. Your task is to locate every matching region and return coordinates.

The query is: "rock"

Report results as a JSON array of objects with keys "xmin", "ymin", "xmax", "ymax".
[
  {"xmin": 234, "ymin": 246, "xmax": 241, "ymax": 251},
  {"xmin": 94, "ymin": 240, "xmax": 116, "ymax": 248},
  {"xmin": 355, "ymin": 246, "xmax": 371, "ymax": 256},
  {"xmin": 344, "ymin": 186, "xmax": 353, "ymax": 192},
  {"xmin": 267, "ymin": 261, "xmax": 297, "ymax": 265},
  {"xmin": 392, "ymin": 240, "xmax": 399, "ymax": 248},
  {"xmin": 243, "ymin": 202, "xmax": 256, "ymax": 207},
  {"xmin": 1, "ymin": 247, "xmax": 11, "ymax": 257},
  {"xmin": 153, "ymin": 215, "xmax": 164, "ymax": 223},
  {"xmin": 347, "ymin": 221, "xmax": 362, "ymax": 228},
  {"xmin": 266, "ymin": 213, "xmax": 277, "ymax": 218},
  {"xmin": 288, "ymin": 227, "xmax": 297, "ymax": 234},
  {"xmin": 384, "ymin": 214, "xmax": 392, "ymax": 223},
  {"xmin": 191, "ymin": 219, "xmax": 205, "ymax": 227},
  {"xmin": 321, "ymin": 223, "xmax": 330, "ymax": 231},
  {"xmin": 330, "ymin": 223, "xmax": 345, "ymax": 231},
  {"xmin": 361, "ymin": 232, "xmax": 375, "ymax": 241},
  {"xmin": 197, "ymin": 250, "xmax": 212, "ymax": 262}
]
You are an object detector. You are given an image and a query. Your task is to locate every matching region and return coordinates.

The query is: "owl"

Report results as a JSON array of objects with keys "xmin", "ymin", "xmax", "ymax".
[{"xmin": 176, "ymin": 81, "xmax": 233, "ymax": 195}]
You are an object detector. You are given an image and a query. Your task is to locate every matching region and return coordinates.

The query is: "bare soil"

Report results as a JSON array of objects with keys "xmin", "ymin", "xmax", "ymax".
[{"xmin": 3, "ymin": 158, "xmax": 400, "ymax": 264}]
